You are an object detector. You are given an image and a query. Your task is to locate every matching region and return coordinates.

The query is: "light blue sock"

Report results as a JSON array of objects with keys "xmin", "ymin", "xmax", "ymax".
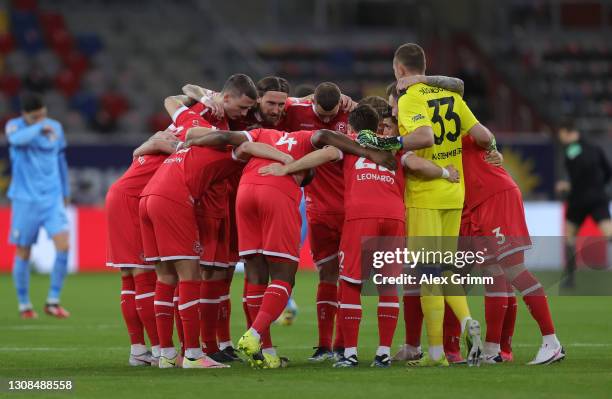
[
  {"xmin": 47, "ymin": 251, "xmax": 69, "ymax": 304},
  {"xmin": 12, "ymin": 255, "xmax": 31, "ymax": 309}
]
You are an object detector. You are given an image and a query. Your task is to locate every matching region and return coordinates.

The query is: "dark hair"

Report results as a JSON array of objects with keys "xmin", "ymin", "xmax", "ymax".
[
  {"xmin": 256, "ymin": 76, "xmax": 290, "ymax": 97},
  {"xmin": 394, "ymin": 43, "xmax": 426, "ymax": 74},
  {"xmin": 294, "ymin": 83, "xmax": 315, "ymax": 98},
  {"xmin": 386, "ymin": 82, "xmax": 399, "ymax": 100},
  {"xmin": 222, "ymin": 74, "xmax": 258, "ymax": 100},
  {"xmin": 558, "ymin": 117, "xmax": 577, "ymax": 132},
  {"xmin": 20, "ymin": 92, "xmax": 45, "ymax": 112},
  {"xmin": 357, "ymin": 96, "xmax": 391, "ymax": 119},
  {"xmin": 314, "ymin": 82, "xmax": 341, "ymax": 112},
  {"xmin": 348, "ymin": 104, "xmax": 380, "ymax": 132}
]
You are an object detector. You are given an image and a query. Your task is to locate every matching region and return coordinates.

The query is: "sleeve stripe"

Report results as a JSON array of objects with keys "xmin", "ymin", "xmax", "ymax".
[
  {"xmin": 171, "ymin": 106, "xmax": 189, "ymax": 124},
  {"xmin": 241, "ymin": 130, "xmax": 253, "ymax": 142}
]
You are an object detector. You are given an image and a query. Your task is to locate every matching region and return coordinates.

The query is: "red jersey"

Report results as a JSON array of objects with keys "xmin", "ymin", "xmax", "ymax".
[
  {"xmin": 462, "ymin": 135, "xmax": 518, "ymax": 210},
  {"xmin": 110, "ymin": 104, "xmax": 202, "ymax": 197},
  {"xmin": 240, "ymin": 128, "xmax": 316, "ymax": 204},
  {"xmin": 141, "ymin": 145, "xmax": 243, "ymax": 205},
  {"xmin": 342, "ymin": 151, "xmax": 405, "ymax": 222},
  {"xmin": 282, "ymin": 100, "xmax": 349, "ymax": 214},
  {"xmin": 194, "ymin": 104, "xmax": 232, "ymax": 218}
]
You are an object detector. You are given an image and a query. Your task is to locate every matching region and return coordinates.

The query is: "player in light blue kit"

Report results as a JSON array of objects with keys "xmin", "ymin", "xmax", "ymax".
[{"xmin": 5, "ymin": 92, "xmax": 71, "ymax": 319}]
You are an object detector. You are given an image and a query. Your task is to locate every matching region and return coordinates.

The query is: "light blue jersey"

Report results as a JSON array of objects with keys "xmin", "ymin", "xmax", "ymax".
[
  {"xmin": 5, "ymin": 116, "xmax": 70, "ymax": 246},
  {"xmin": 6, "ymin": 116, "xmax": 70, "ymax": 203}
]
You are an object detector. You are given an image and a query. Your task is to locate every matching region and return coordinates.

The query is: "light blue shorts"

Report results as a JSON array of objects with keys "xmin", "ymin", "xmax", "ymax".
[{"xmin": 9, "ymin": 198, "xmax": 69, "ymax": 247}]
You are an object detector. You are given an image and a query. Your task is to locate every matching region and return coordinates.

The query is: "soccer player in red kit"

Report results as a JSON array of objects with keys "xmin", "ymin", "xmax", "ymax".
[
  {"xmin": 282, "ymin": 82, "xmax": 354, "ymax": 361},
  {"xmin": 182, "ymin": 74, "xmax": 258, "ymax": 361},
  {"xmin": 441, "ymin": 135, "xmax": 564, "ymax": 366},
  {"xmin": 106, "ymin": 94, "xmax": 209, "ymax": 367},
  {"xmin": 140, "ymin": 111, "xmax": 292, "ymax": 369},
  {"xmin": 186, "ymin": 124, "xmax": 396, "ymax": 368},
  {"xmin": 260, "ymin": 104, "xmax": 457, "ymax": 368}
]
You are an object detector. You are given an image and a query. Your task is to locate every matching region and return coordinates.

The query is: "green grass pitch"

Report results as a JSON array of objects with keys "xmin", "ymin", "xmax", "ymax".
[{"xmin": 1, "ymin": 272, "xmax": 611, "ymax": 399}]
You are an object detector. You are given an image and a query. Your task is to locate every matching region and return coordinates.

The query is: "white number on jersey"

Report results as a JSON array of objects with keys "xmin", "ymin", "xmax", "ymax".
[
  {"xmin": 354, "ymin": 157, "xmax": 395, "ymax": 175},
  {"xmin": 492, "ymin": 226, "xmax": 506, "ymax": 245},
  {"xmin": 275, "ymin": 133, "xmax": 298, "ymax": 152}
]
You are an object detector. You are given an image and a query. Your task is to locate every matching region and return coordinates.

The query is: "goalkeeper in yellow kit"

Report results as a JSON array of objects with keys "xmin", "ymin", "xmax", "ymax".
[{"xmin": 360, "ymin": 43, "xmax": 495, "ymax": 366}]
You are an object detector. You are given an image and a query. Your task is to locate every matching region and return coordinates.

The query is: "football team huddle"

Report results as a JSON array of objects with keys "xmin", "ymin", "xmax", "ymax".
[{"xmin": 105, "ymin": 42, "xmax": 565, "ymax": 370}]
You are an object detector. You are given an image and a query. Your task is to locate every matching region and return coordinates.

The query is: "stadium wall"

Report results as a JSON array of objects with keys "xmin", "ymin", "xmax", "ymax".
[{"xmin": 0, "ymin": 202, "xmax": 609, "ymax": 273}]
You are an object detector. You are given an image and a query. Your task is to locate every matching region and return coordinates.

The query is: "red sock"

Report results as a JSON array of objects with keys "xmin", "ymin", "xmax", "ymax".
[
  {"xmin": 246, "ymin": 283, "xmax": 272, "ymax": 348},
  {"xmin": 243, "ymin": 278, "xmax": 252, "ymax": 329},
  {"xmin": 200, "ymin": 280, "xmax": 221, "ymax": 354},
  {"xmin": 484, "ymin": 273, "xmax": 510, "ymax": 345},
  {"xmin": 316, "ymin": 281, "xmax": 338, "ymax": 349},
  {"xmin": 153, "ymin": 281, "xmax": 175, "ymax": 350},
  {"xmin": 134, "ymin": 271, "xmax": 159, "ymax": 347},
  {"xmin": 332, "ymin": 282, "xmax": 344, "ymax": 350},
  {"xmin": 121, "ymin": 275, "xmax": 145, "ymax": 345},
  {"xmin": 513, "ymin": 270, "xmax": 555, "ymax": 335},
  {"xmin": 338, "ymin": 280, "xmax": 361, "ymax": 349},
  {"xmin": 178, "ymin": 280, "xmax": 201, "ymax": 352},
  {"xmin": 501, "ymin": 295, "xmax": 517, "ymax": 353},
  {"xmin": 377, "ymin": 295, "xmax": 399, "ymax": 348},
  {"xmin": 217, "ymin": 278, "xmax": 232, "ymax": 345},
  {"xmin": 484, "ymin": 296, "xmax": 508, "ymax": 344},
  {"xmin": 402, "ymin": 294, "xmax": 423, "ymax": 347},
  {"xmin": 443, "ymin": 302, "xmax": 461, "ymax": 354},
  {"xmin": 251, "ymin": 280, "xmax": 292, "ymax": 336},
  {"xmin": 173, "ymin": 286, "xmax": 184, "ymax": 354}
]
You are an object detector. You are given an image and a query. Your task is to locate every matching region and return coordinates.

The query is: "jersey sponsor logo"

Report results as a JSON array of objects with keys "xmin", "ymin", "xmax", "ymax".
[
  {"xmin": 335, "ymin": 122, "xmax": 347, "ymax": 133},
  {"xmin": 431, "ymin": 147, "xmax": 462, "ymax": 161},
  {"xmin": 300, "ymin": 123, "xmax": 315, "ymax": 128},
  {"xmin": 412, "ymin": 114, "xmax": 425, "ymax": 122}
]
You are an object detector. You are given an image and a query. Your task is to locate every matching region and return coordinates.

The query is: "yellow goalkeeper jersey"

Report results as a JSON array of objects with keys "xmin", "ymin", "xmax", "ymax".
[{"xmin": 398, "ymin": 83, "xmax": 479, "ymax": 209}]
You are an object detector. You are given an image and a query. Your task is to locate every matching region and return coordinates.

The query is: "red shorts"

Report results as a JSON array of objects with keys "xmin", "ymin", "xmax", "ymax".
[
  {"xmin": 139, "ymin": 195, "xmax": 202, "ymax": 262},
  {"xmin": 461, "ymin": 187, "xmax": 531, "ymax": 262},
  {"xmin": 339, "ymin": 218, "xmax": 405, "ymax": 284},
  {"xmin": 227, "ymin": 183, "xmax": 240, "ymax": 265},
  {"xmin": 197, "ymin": 213, "xmax": 229, "ymax": 268},
  {"xmin": 307, "ymin": 210, "xmax": 344, "ymax": 268},
  {"xmin": 236, "ymin": 184, "xmax": 301, "ymax": 262},
  {"xmin": 106, "ymin": 189, "xmax": 153, "ymax": 269}
]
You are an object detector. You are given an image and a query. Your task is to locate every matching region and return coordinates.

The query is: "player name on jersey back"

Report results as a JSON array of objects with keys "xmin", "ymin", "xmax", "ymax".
[
  {"xmin": 342, "ymin": 152, "xmax": 405, "ymax": 221},
  {"xmin": 398, "ymin": 83, "xmax": 479, "ymax": 209}
]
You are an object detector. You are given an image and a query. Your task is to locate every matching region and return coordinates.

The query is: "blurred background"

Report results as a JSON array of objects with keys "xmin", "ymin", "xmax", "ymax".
[{"xmin": 0, "ymin": 0, "xmax": 610, "ymax": 270}]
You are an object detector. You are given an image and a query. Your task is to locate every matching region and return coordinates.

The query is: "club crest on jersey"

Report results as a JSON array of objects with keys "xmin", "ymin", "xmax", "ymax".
[
  {"xmin": 193, "ymin": 241, "xmax": 203, "ymax": 255},
  {"xmin": 335, "ymin": 122, "xmax": 347, "ymax": 133}
]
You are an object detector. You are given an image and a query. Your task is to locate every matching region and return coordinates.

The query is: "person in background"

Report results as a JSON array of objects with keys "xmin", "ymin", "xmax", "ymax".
[
  {"xmin": 556, "ymin": 119, "xmax": 611, "ymax": 288},
  {"xmin": 5, "ymin": 92, "xmax": 71, "ymax": 319}
]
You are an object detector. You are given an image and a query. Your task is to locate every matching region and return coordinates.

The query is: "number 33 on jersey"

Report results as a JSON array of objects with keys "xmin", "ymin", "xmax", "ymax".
[{"xmin": 397, "ymin": 83, "xmax": 480, "ymax": 209}]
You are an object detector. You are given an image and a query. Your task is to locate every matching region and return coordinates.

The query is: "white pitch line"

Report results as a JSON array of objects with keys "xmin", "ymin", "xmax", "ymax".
[
  {"xmin": 0, "ymin": 324, "xmax": 121, "ymax": 331},
  {"xmin": 0, "ymin": 347, "xmax": 126, "ymax": 352}
]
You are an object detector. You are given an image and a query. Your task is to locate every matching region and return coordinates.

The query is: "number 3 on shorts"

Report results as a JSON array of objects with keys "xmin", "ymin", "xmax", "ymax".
[{"xmin": 492, "ymin": 226, "xmax": 505, "ymax": 245}]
